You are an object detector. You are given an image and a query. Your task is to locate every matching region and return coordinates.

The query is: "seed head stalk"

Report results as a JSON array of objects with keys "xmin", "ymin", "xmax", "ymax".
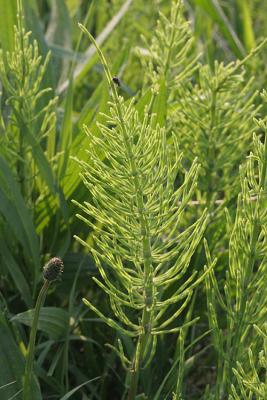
[
  {"xmin": 22, "ymin": 257, "xmax": 63, "ymax": 400},
  {"xmin": 22, "ymin": 279, "xmax": 50, "ymax": 400}
]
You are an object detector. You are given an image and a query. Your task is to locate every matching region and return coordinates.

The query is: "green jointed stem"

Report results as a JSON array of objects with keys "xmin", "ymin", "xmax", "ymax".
[
  {"xmin": 227, "ymin": 124, "xmax": 267, "ymax": 387},
  {"xmin": 79, "ymin": 19, "xmax": 210, "ymax": 398},
  {"xmin": 79, "ymin": 25, "xmax": 154, "ymax": 399},
  {"xmin": 163, "ymin": 0, "xmax": 182, "ymax": 78},
  {"xmin": 22, "ymin": 279, "xmax": 50, "ymax": 400},
  {"xmin": 174, "ymin": 328, "xmax": 185, "ymax": 399}
]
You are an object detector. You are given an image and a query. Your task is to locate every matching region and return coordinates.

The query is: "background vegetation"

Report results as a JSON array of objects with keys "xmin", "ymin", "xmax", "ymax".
[{"xmin": 0, "ymin": 0, "xmax": 266, "ymax": 399}]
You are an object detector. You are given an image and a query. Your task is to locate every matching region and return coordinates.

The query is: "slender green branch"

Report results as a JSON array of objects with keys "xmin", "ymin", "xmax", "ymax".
[
  {"xmin": 174, "ymin": 328, "xmax": 185, "ymax": 399},
  {"xmin": 163, "ymin": 0, "xmax": 182, "ymax": 78}
]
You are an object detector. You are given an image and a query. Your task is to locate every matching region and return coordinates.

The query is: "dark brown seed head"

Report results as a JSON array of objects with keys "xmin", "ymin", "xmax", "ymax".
[{"xmin": 43, "ymin": 257, "xmax": 64, "ymax": 282}]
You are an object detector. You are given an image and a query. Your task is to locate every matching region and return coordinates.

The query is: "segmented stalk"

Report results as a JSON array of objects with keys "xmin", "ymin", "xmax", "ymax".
[{"xmin": 79, "ymin": 26, "xmax": 155, "ymax": 399}]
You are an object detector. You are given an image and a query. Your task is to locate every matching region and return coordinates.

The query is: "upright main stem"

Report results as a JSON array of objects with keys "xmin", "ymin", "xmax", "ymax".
[
  {"xmin": 206, "ymin": 89, "xmax": 217, "ymax": 210},
  {"xmin": 116, "ymin": 96, "xmax": 153, "ymax": 400},
  {"xmin": 79, "ymin": 29, "xmax": 154, "ymax": 400},
  {"xmin": 23, "ymin": 280, "xmax": 50, "ymax": 400},
  {"xmin": 108, "ymin": 54, "xmax": 153, "ymax": 400}
]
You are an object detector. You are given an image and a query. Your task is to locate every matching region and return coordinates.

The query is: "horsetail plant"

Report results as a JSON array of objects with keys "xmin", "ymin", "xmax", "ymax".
[
  {"xmin": 141, "ymin": 0, "xmax": 197, "ymax": 91},
  {"xmin": 0, "ymin": 0, "xmax": 58, "ymax": 206},
  {"xmin": 230, "ymin": 324, "xmax": 267, "ymax": 399},
  {"xmin": 73, "ymin": 23, "xmax": 215, "ymax": 399},
  {"xmin": 172, "ymin": 38, "xmax": 267, "ymax": 215},
  {"xmin": 143, "ymin": 0, "xmax": 267, "ymax": 214},
  {"xmin": 142, "ymin": 1, "xmax": 267, "ymax": 257},
  {"xmin": 22, "ymin": 257, "xmax": 63, "ymax": 400},
  {"xmin": 173, "ymin": 59, "xmax": 260, "ymax": 210},
  {"xmin": 205, "ymin": 90, "xmax": 267, "ymax": 398},
  {"xmin": 0, "ymin": 0, "xmax": 65, "ymax": 300}
]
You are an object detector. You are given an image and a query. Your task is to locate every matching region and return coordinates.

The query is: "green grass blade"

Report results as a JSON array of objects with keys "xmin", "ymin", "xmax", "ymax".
[
  {"xmin": 22, "ymin": 0, "xmax": 55, "ymax": 90},
  {"xmin": 45, "ymin": 0, "xmax": 72, "ymax": 86},
  {"xmin": 59, "ymin": 377, "xmax": 100, "ymax": 400},
  {"xmin": 195, "ymin": 0, "xmax": 246, "ymax": 57},
  {"xmin": 21, "ymin": 124, "xmax": 57, "ymax": 195},
  {"xmin": 57, "ymin": 0, "xmax": 133, "ymax": 94},
  {"xmin": 0, "ymin": 239, "xmax": 32, "ymax": 307},
  {"xmin": 0, "ymin": 155, "xmax": 40, "ymax": 271},
  {"xmin": 57, "ymin": 77, "xmax": 73, "ymax": 181},
  {"xmin": 0, "ymin": 312, "xmax": 41, "ymax": 400},
  {"xmin": 0, "ymin": 0, "xmax": 17, "ymax": 52},
  {"xmin": 11, "ymin": 307, "xmax": 69, "ymax": 340},
  {"xmin": 236, "ymin": 0, "xmax": 256, "ymax": 51}
]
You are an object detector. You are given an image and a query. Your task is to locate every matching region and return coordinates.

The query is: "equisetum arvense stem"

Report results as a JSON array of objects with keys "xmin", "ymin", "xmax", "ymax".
[{"xmin": 78, "ymin": 26, "xmax": 154, "ymax": 399}]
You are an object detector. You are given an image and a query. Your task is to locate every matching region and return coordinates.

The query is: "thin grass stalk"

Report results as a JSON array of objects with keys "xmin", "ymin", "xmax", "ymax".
[
  {"xmin": 22, "ymin": 257, "xmax": 63, "ymax": 399},
  {"xmin": 22, "ymin": 279, "xmax": 50, "ymax": 400}
]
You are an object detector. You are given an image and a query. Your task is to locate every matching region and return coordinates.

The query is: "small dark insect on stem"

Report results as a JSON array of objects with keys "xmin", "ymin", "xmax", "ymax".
[{"xmin": 112, "ymin": 76, "xmax": 121, "ymax": 87}]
